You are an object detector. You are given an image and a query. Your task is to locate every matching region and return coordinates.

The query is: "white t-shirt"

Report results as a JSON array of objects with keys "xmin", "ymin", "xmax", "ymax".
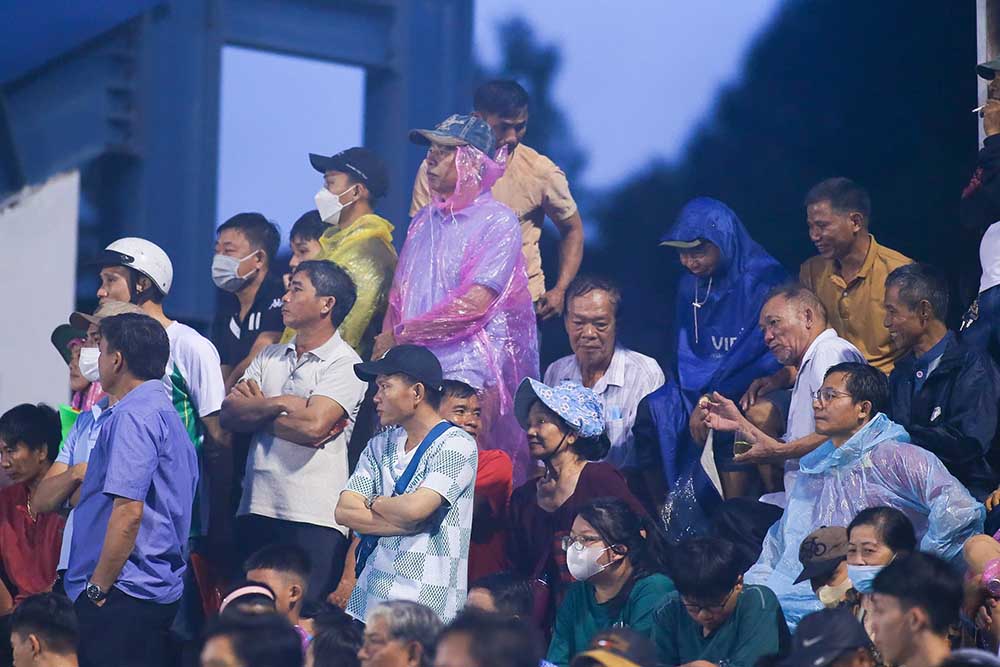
[
  {"xmin": 164, "ymin": 321, "xmax": 227, "ymax": 536},
  {"xmin": 786, "ymin": 328, "xmax": 866, "ymax": 442},
  {"xmin": 981, "ymin": 221, "xmax": 1000, "ymax": 293},
  {"xmin": 237, "ymin": 331, "xmax": 366, "ymax": 534}
]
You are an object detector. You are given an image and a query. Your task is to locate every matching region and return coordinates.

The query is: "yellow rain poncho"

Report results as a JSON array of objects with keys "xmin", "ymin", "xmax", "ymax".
[{"xmin": 282, "ymin": 214, "xmax": 397, "ymax": 359}]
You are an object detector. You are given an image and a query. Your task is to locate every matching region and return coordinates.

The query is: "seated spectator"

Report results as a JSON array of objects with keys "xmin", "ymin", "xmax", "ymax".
[
  {"xmin": 777, "ymin": 608, "xmax": 875, "ymax": 667},
  {"xmin": 302, "ymin": 603, "xmax": 362, "ymax": 667},
  {"xmin": 218, "ymin": 581, "xmax": 277, "ymax": 617},
  {"xmin": 201, "ymin": 611, "xmax": 303, "ymax": 667},
  {"xmin": 289, "ymin": 210, "xmax": 326, "ymax": 275},
  {"xmin": 799, "ymin": 177, "xmax": 912, "ymax": 373},
  {"xmin": 544, "ymin": 275, "xmax": 664, "ymax": 470},
  {"xmin": 440, "ymin": 379, "xmax": 513, "ymax": 582},
  {"xmin": 300, "ymin": 147, "xmax": 397, "ymax": 360},
  {"xmin": 507, "ymin": 379, "xmax": 646, "ymax": 623},
  {"xmin": 244, "ymin": 544, "xmax": 312, "ymax": 648},
  {"xmin": 870, "ymin": 553, "xmax": 961, "ymax": 667},
  {"xmin": 548, "ymin": 498, "xmax": 675, "ymax": 667},
  {"xmin": 336, "ymin": 346, "xmax": 478, "ymax": 623},
  {"xmin": 9, "ymin": 593, "xmax": 79, "ymax": 667},
  {"xmin": 884, "ymin": 263, "xmax": 1000, "ymax": 501},
  {"xmin": 651, "ymin": 536, "xmax": 790, "ymax": 667},
  {"xmin": 635, "ymin": 197, "xmax": 786, "ymax": 525},
  {"xmin": 379, "ymin": 114, "xmax": 538, "ymax": 482},
  {"xmin": 0, "ymin": 404, "xmax": 66, "ymax": 613},
  {"xmin": 222, "ymin": 261, "xmax": 367, "ymax": 603},
  {"xmin": 466, "ymin": 572, "xmax": 534, "ymax": 619},
  {"xmin": 732, "ymin": 363, "xmax": 982, "ymax": 627},
  {"xmin": 962, "ymin": 532, "xmax": 1000, "ymax": 651},
  {"xmin": 435, "ymin": 611, "xmax": 544, "ymax": 667},
  {"xmin": 211, "ymin": 212, "xmax": 285, "ymax": 391},
  {"xmin": 846, "ymin": 507, "xmax": 916, "ymax": 659},
  {"xmin": 359, "ymin": 601, "xmax": 442, "ymax": 667},
  {"xmin": 793, "ymin": 526, "xmax": 852, "ymax": 609},
  {"xmin": 570, "ymin": 629, "xmax": 658, "ymax": 667},
  {"xmin": 64, "ymin": 313, "xmax": 199, "ymax": 667},
  {"xmin": 34, "ymin": 302, "xmax": 144, "ymax": 584}
]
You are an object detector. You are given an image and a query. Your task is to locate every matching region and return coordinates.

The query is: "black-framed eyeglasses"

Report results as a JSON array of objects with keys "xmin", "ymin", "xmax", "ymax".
[
  {"xmin": 812, "ymin": 388, "xmax": 852, "ymax": 405},
  {"xmin": 681, "ymin": 588, "xmax": 735, "ymax": 614}
]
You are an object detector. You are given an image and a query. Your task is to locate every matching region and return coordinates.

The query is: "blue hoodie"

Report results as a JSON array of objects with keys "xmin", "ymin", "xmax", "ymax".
[{"xmin": 661, "ymin": 197, "xmax": 788, "ymax": 409}]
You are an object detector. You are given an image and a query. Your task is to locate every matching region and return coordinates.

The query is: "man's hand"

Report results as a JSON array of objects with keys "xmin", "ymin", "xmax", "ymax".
[
  {"xmin": 230, "ymin": 379, "xmax": 265, "ymax": 400},
  {"xmin": 535, "ymin": 287, "xmax": 566, "ymax": 320},
  {"xmin": 372, "ymin": 331, "xmax": 396, "ymax": 360},
  {"xmin": 703, "ymin": 392, "xmax": 746, "ymax": 431},
  {"xmin": 987, "ymin": 486, "xmax": 1000, "ymax": 512},
  {"xmin": 985, "ymin": 99, "xmax": 1000, "ymax": 138},
  {"xmin": 740, "ymin": 367, "xmax": 793, "ymax": 410},
  {"xmin": 689, "ymin": 396, "xmax": 711, "ymax": 445}
]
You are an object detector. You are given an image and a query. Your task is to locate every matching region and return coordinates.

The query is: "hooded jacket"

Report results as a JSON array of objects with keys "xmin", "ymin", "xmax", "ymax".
[
  {"xmin": 745, "ymin": 413, "xmax": 984, "ymax": 626},
  {"xmin": 888, "ymin": 332, "xmax": 1000, "ymax": 500}
]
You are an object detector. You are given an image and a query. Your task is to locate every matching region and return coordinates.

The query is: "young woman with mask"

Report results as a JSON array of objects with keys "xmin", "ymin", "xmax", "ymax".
[
  {"xmin": 847, "ymin": 505, "xmax": 917, "ymax": 655},
  {"xmin": 507, "ymin": 380, "xmax": 647, "ymax": 627},
  {"xmin": 546, "ymin": 498, "xmax": 674, "ymax": 667}
]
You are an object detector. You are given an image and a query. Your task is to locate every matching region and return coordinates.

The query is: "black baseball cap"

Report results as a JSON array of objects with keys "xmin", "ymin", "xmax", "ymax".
[
  {"xmin": 354, "ymin": 344, "xmax": 443, "ymax": 391},
  {"xmin": 308, "ymin": 147, "xmax": 389, "ymax": 199},
  {"xmin": 572, "ymin": 629, "xmax": 658, "ymax": 667},
  {"xmin": 779, "ymin": 608, "xmax": 872, "ymax": 667},
  {"xmin": 795, "ymin": 526, "xmax": 850, "ymax": 585}
]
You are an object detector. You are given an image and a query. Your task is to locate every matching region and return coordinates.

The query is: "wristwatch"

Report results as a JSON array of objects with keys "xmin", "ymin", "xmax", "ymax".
[
  {"xmin": 365, "ymin": 495, "xmax": 379, "ymax": 511},
  {"xmin": 86, "ymin": 581, "xmax": 108, "ymax": 603}
]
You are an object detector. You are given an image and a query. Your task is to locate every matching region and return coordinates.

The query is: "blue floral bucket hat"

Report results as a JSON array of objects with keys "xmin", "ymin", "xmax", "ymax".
[{"xmin": 514, "ymin": 378, "xmax": 605, "ymax": 438}]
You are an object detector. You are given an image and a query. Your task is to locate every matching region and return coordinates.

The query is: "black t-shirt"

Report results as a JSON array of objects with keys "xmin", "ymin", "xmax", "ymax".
[{"xmin": 211, "ymin": 274, "xmax": 286, "ymax": 367}]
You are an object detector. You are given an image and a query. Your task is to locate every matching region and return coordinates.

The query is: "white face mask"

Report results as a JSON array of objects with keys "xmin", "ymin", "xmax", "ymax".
[
  {"xmin": 78, "ymin": 346, "xmax": 101, "ymax": 383},
  {"xmin": 817, "ymin": 576, "xmax": 854, "ymax": 608},
  {"xmin": 314, "ymin": 185, "xmax": 358, "ymax": 226},
  {"xmin": 566, "ymin": 543, "xmax": 614, "ymax": 582},
  {"xmin": 212, "ymin": 252, "xmax": 259, "ymax": 293}
]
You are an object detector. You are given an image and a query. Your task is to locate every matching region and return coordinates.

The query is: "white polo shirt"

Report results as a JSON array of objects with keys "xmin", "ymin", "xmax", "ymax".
[
  {"xmin": 237, "ymin": 331, "xmax": 367, "ymax": 534},
  {"xmin": 786, "ymin": 328, "xmax": 866, "ymax": 442}
]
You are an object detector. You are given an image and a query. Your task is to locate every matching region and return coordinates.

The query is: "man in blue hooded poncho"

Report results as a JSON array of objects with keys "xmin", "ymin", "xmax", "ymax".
[
  {"xmin": 707, "ymin": 362, "xmax": 983, "ymax": 627},
  {"xmin": 633, "ymin": 197, "xmax": 786, "ymax": 538}
]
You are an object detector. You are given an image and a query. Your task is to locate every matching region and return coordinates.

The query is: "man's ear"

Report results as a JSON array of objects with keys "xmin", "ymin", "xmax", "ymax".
[
  {"xmin": 29, "ymin": 633, "xmax": 42, "ymax": 659},
  {"xmin": 406, "ymin": 641, "xmax": 424, "ymax": 667},
  {"xmin": 321, "ymin": 296, "xmax": 336, "ymax": 317},
  {"xmin": 849, "ymin": 212, "xmax": 865, "ymax": 231},
  {"xmin": 288, "ymin": 582, "xmax": 303, "ymax": 609}
]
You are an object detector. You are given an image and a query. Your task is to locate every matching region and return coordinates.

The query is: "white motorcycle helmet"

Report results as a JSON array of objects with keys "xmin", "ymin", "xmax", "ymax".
[{"xmin": 100, "ymin": 237, "xmax": 174, "ymax": 296}]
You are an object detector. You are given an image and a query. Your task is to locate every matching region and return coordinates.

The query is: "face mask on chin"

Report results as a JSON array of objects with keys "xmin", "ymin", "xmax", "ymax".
[
  {"xmin": 817, "ymin": 576, "xmax": 854, "ymax": 608},
  {"xmin": 78, "ymin": 347, "xmax": 101, "ymax": 382},
  {"xmin": 314, "ymin": 185, "xmax": 358, "ymax": 226}
]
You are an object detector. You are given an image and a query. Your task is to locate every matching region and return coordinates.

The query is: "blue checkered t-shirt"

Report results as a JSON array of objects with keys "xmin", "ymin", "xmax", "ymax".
[{"xmin": 345, "ymin": 423, "xmax": 478, "ymax": 623}]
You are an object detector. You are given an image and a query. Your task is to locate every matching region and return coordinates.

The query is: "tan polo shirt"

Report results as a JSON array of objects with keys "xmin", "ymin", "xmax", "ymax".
[
  {"xmin": 799, "ymin": 234, "xmax": 912, "ymax": 373},
  {"xmin": 410, "ymin": 143, "xmax": 578, "ymax": 301}
]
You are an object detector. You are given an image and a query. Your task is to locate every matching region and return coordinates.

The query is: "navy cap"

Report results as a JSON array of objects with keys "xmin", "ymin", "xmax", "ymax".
[
  {"xmin": 779, "ymin": 609, "xmax": 872, "ymax": 667},
  {"xmin": 309, "ymin": 147, "xmax": 389, "ymax": 198},
  {"xmin": 354, "ymin": 344, "xmax": 443, "ymax": 391},
  {"xmin": 409, "ymin": 114, "xmax": 496, "ymax": 156}
]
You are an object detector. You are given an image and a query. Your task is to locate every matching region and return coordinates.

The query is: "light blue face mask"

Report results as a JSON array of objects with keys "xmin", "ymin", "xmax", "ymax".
[{"xmin": 846, "ymin": 563, "xmax": 886, "ymax": 594}]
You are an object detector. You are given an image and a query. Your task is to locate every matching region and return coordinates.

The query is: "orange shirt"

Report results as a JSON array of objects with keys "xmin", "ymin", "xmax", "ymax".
[
  {"xmin": 799, "ymin": 234, "xmax": 911, "ymax": 373},
  {"xmin": 468, "ymin": 449, "xmax": 513, "ymax": 583},
  {"xmin": 410, "ymin": 144, "xmax": 578, "ymax": 302}
]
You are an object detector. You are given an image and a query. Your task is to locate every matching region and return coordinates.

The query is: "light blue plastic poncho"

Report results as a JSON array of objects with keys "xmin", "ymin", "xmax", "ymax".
[{"xmin": 745, "ymin": 413, "xmax": 985, "ymax": 627}]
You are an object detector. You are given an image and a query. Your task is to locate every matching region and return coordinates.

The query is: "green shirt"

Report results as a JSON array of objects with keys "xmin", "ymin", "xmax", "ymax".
[
  {"xmin": 548, "ymin": 573, "xmax": 676, "ymax": 667},
  {"xmin": 652, "ymin": 585, "xmax": 790, "ymax": 667}
]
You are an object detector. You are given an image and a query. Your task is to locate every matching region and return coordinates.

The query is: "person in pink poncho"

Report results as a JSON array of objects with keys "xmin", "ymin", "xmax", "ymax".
[{"xmin": 373, "ymin": 113, "xmax": 539, "ymax": 482}]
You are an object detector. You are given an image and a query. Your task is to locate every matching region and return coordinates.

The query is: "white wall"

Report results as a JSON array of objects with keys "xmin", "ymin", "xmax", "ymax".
[{"xmin": 0, "ymin": 171, "xmax": 80, "ymax": 413}]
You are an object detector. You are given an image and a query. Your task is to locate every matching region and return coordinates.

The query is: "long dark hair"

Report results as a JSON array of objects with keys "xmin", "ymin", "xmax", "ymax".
[{"xmin": 576, "ymin": 497, "xmax": 673, "ymax": 578}]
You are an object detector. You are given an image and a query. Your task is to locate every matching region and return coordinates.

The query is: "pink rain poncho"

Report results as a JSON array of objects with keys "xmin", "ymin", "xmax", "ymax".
[
  {"xmin": 385, "ymin": 145, "xmax": 539, "ymax": 482},
  {"xmin": 745, "ymin": 413, "xmax": 984, "ymax": 627}
]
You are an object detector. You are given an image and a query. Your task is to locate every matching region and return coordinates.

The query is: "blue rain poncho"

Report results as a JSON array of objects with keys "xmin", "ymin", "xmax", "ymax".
[
  {"xmin": 646, "ymin": 199, "xmax": 786, "ymax": 537},
  {"xmin": 745, "ymin": 413, "xmax": 985, "ymax": 627}
]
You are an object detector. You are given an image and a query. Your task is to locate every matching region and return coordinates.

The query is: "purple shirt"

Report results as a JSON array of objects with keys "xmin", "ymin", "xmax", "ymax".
[{"xmin": 65, "ymin": 380, "xmax": 198, "ymax": 604}]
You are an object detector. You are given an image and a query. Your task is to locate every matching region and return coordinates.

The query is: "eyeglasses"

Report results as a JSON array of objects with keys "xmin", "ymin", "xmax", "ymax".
[
  {"xmin": 812, "ymin": 388, "xmax": 852, "ymax": 405},
  {"xmin": 426, "ymin": 145, "xmax": 457, "ymax": 161},
  {"xmin": 561, "ymin": 534, "xmax": 604, "ymax": 552},
  {"xmin": 681, "ymin": 588, "xmax": 735, "ymax": 614}
]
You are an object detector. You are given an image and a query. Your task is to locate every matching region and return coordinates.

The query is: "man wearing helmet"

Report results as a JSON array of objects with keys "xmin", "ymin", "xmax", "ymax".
[{"xmin": 95, "ymin": 238, "xmax": 232, "ymax": 598}]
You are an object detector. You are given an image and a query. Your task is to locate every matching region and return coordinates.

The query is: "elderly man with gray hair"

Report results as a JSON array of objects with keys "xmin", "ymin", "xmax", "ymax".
[
  {"xmin": 359, "ymin": 600, "xmax": 442, "ymax": 667},
  {"xmin": 884, "ymin": 263, "xmax": 1000, "ymax": 502}
]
